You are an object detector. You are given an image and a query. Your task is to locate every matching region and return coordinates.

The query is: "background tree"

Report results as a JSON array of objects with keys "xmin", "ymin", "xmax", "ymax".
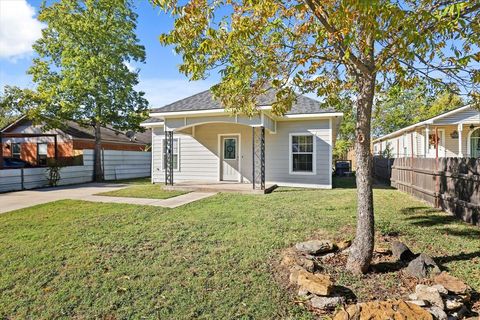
[
  {"xmin": 373, "ymin": 85, "xmax": 465, "ymax": 137},
  {"xmin": 0, "ymin": 86, "xmax": 34, "ymax": 129},
  {"xmin": 333, "ymin": 98, "xmax": 356, "ymax": 160},
  {"xmin": 154, "ymin": 0, "xmax": 479, "ymax": 273},
  {"xmin": 26, "ymin": 0, "xmax": 148, "ymax": 181}
]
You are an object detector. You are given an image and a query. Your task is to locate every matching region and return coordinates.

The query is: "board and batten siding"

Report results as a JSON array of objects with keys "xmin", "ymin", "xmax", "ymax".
[{"xmin": 152, "ymin": 119, "xmax": 333, "ymax": 188}]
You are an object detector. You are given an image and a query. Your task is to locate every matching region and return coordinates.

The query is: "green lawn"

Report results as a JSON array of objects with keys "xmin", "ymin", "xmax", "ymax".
[
  {"xmin": 97, "ymin": 178, "xmax": 187, "ymax": 199},
  {"xmin": 1, "ymin": 177, "xmax": 478, "ymax": 319}
]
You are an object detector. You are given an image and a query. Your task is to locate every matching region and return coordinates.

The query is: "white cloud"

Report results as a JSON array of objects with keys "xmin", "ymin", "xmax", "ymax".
[
  {"xmin": 0, "ymin": 0, "xmax": 44, "ymax": 59},
  {"xmin": 138, "ymin": 78, "xmax": 214, "ymax": 108}
]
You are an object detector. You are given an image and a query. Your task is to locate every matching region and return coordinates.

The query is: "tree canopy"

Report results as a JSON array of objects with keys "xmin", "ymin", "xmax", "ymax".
[
  {"xmin": 16, "ymin": 0, "xmax": 148, "ymax": 180},
  {"xmin": 372, "ymin": 86, "xmax": 465, "ymax": 137},
  {"xmin": 28, "ymin": 0, "xmax": 148, "ymax": 130},
  {"xmin": 154, "ymin": 0, "xmax": 479, "ymax": 273}
]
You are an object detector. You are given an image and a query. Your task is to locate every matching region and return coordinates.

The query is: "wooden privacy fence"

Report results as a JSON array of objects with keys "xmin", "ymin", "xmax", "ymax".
[
  {"xmin": 374, "ymin": 156, "xmax": 479, "ymax": 226},
  {"xmin": 0, "ymin": 149, "xmax": 151, "ymax": 193}
]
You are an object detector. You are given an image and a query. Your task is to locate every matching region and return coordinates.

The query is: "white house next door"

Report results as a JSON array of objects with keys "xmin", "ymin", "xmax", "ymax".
[{"xmin": 220, "ymin": 136, "xmax": 239, "ymax": 181}]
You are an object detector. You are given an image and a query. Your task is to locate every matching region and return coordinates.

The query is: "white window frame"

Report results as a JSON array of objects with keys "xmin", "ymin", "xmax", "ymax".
[
  {"xmin": 161, "ymin": 137, "xmax": 180, "ymax": 171},
  {"xmin": 289, "ymin": 132, "xmax": 316, "ymax": 175},
  {"xmin": 11, "ymin": 143, "xmax": 21, "ymax": 159}
]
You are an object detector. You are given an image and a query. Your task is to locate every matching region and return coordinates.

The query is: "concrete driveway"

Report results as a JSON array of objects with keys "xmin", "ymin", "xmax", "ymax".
[{"xmin": 0, "ymin": 183, "xmax": 129, "ymax": 214}]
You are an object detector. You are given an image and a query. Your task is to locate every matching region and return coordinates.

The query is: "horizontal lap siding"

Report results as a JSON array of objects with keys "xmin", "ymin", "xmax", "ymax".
[
  {"xmin": 152, "ymin": 127, "xmax": 219, "ymax": 183},
  {"xmin": 266, "ymin": 120, "xmax": 331, "ymax": 186},
  {"xmin": 152, "ymin": 120, "xmax": 332, "ymax": 187}
]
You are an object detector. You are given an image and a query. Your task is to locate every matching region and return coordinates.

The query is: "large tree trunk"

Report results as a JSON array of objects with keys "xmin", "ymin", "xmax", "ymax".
[
  {"xmin": 93, "ymin": 121, "xmax": 104, "ymax": 182},
  {"xmin": 346, "ymin": 72, "xmax": 376, "ymax": 274}
]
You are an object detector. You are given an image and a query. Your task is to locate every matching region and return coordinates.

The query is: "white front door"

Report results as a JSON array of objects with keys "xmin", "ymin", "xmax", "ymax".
[{"xmin": 220, "ymin": 136, "xmax": 239, "ymax": 181}]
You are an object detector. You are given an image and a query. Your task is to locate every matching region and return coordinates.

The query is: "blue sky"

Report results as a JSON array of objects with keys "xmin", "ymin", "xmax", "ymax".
[{"xmin": 0, "ymin": 0, "xmax": 218, "ymax": 108}]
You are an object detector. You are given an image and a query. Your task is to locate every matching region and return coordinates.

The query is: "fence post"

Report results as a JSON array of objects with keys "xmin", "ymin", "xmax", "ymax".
[{"xmin": 21, "ymin": 168, "xmax": 24, "ymax": 190}]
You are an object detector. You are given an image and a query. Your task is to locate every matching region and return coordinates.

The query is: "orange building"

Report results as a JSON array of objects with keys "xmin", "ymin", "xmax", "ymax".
[{"xmin": 1, "ymin": 116, "xmax": 151, "ymax": 167}]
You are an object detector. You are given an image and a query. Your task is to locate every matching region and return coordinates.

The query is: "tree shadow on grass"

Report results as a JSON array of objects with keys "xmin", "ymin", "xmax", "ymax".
[
  {"xmin": 434, "ymin": 251, "xmax": 480, "ymax": 268},
  {"xmin": 369, "ymin": 261, "xmax": 405, "ymax": 274}
]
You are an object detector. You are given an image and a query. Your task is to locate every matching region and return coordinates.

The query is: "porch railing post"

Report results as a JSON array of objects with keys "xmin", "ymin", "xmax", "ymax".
[
  {"xmin": 164, "ymin": 130, "xmax": 174, "ymax": 186},
  {"xmin": 169, "ymin": 131, "xmax": 174, "ymax": 185}
]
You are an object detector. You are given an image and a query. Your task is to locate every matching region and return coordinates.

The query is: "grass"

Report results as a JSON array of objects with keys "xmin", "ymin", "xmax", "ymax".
[
  {"xmin": 96, "ymin": 178, "xmax": 187, "ymax": 199},
  {"xmin": 1, "ymin": 177, "xmax": 478, "ymax": 319}
]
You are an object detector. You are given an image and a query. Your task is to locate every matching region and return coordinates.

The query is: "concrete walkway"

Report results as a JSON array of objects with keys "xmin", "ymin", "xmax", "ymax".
[
  {"xmin": 77, "ymin": 192, "xmax": 216, "ymax": 208},
  {"xmin": 0, "ymin": 183, "xmax": 216, "ymax": 214}
]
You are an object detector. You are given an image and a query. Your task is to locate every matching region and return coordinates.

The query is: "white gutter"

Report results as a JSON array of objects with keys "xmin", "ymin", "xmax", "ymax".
[
  {"xmin": 281, "ymin": 112, "xmax": 344, "ymax": 119},
  {"xmin": 372, "ymin": 105, "xmax": 474, "ymax": 143},
  {"xmin": 140, "ymin": 121, "xmax": 164, "ymax": 127}
]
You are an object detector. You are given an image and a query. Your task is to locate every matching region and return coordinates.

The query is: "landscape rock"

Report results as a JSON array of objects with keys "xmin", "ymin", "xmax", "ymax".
[
  {"xmin": 444, "ymin": 295, "xmax": 464, "ymax": 311},
  {"xmin": 336, "ymin": 240, "xmax": 351, "ymax": 251},
  {"xmin": 415, "ymin": 284, "xmax": 445, "ymax": 309},
  {"xmin": 427, "ymin": 306, "xmax": 448, "ymax": 320},
  {"xmin": 295, "ymin": 240, "xmax": 335, "ymax": 255},
  {"xmin": 297, "ymin": 287, "xmax": 310, "ymax": 298},
  {"xmin": 392, "ymin": 241, "xmax": 416, "ymax": 262},
  {"xmin": 333, "ymin": 300, "xmax": 433, "ymax": 320},
  {"xmin": 374, "ymin": 246, "xmax": 392, "ymax": 254},
  {"xmin": 310, "ymin": 296, "xmax": 345, "ymax": 310},
  {"xmin": 451, "ymin": 306, "xmax": 470, "ymax": 319},
  {"xmin": 289, "ymin": 266, "xmax": 304, "ymax": 284},
  {"xmin": 296, "ymin": 270, "xmax": 333, "ymax": 296},
  {"xmin": 431, "ymin": 284, "xmax": 448, "ymax": 295},
  {"xmin": 405, "ymin": 253, "xmax": 441, "ymax": 279},
  {"xmin": 407, "ymin": 300, "xmax": 429, "ymax": 307},
  {"xmin": 320, "ymin": 253, "xmax": 335, "ymax": 261},
  {"xmin": 434, "ymin": 272, "xmax": 470, "ymax": 295},
  {"xmin": 281, "ymin": 250, "xmax": 318, "ymax": 273}
]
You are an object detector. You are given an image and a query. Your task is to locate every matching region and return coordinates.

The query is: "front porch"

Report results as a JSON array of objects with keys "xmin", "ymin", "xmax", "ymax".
[{"xmin": 163, "ymin": 180, "xmax": 278, "ymax": 194}]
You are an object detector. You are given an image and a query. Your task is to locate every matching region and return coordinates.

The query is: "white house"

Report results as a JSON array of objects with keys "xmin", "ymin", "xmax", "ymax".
[
  {"xmin": 141, "ymin": 89, "xmax": 343, "ymax": 190},
  {"xmin": 372, "ymin": 105, "xmax": 480, "ymax": 158}
]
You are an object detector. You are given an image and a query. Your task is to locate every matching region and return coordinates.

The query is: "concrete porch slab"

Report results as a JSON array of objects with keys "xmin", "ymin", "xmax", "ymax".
[{"xmin": 163, "ymin": 181, "xmax": 277, "ymax": 194}]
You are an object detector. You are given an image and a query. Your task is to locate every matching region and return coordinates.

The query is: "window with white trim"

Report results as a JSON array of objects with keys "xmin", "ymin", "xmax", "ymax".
[
  {"xmin": 162, "ymin": 138, "xmax": 179, "ymax": 170},
  {"xmin": 290, "ymin": 134, "xmax": 314, "ymax": 173},
  {"xmin": 11, "ymin": 143, "xmax": 21, "ymax": 159}
]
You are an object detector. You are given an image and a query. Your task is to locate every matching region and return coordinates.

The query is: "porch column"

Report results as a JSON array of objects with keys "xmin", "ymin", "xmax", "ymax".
[
  {"xmin": 252, "ymin": 126, "xmax": 265, "ymax": 190},
  {"xmin": 458, "ymin": 123, "xmax": 463, "ymax": 157},
  {"xmin": 425, "ymin": 125, "xmax": 430, "ymax": 157},
  {"xmin": 164, "ymin": 130, "xmax": 174, "ymax": 185}
]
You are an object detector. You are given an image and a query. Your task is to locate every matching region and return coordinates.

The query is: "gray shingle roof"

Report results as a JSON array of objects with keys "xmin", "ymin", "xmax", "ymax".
[{"xmin": 150, "ymin": 89, "xmax": 335, "ymax": 115}]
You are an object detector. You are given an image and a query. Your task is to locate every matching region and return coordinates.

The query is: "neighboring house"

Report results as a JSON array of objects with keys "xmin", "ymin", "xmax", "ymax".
[
  {"xmin": 372, "ymin": 105, "xmax": 480, "ymax": 158},
  {"xmin": 1, "ymin": 116, "xmax": 151, "ymax": 167},
  {"xmin": 141, "ymin": 89, "xmax": 343, "ymax": 189}
]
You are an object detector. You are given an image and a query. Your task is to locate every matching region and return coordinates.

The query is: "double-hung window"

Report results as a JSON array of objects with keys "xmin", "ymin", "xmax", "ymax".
[
  {"xmin": 163, "ymin": 138, "xmax": 179, "ymax": 170},
  {"xmin": 11, "ymin": 143, "xmax": 21, "ymax": 159},
  {"xmin": 290, "ymin": 133, "xmax": 315, "ymax": 174}
]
